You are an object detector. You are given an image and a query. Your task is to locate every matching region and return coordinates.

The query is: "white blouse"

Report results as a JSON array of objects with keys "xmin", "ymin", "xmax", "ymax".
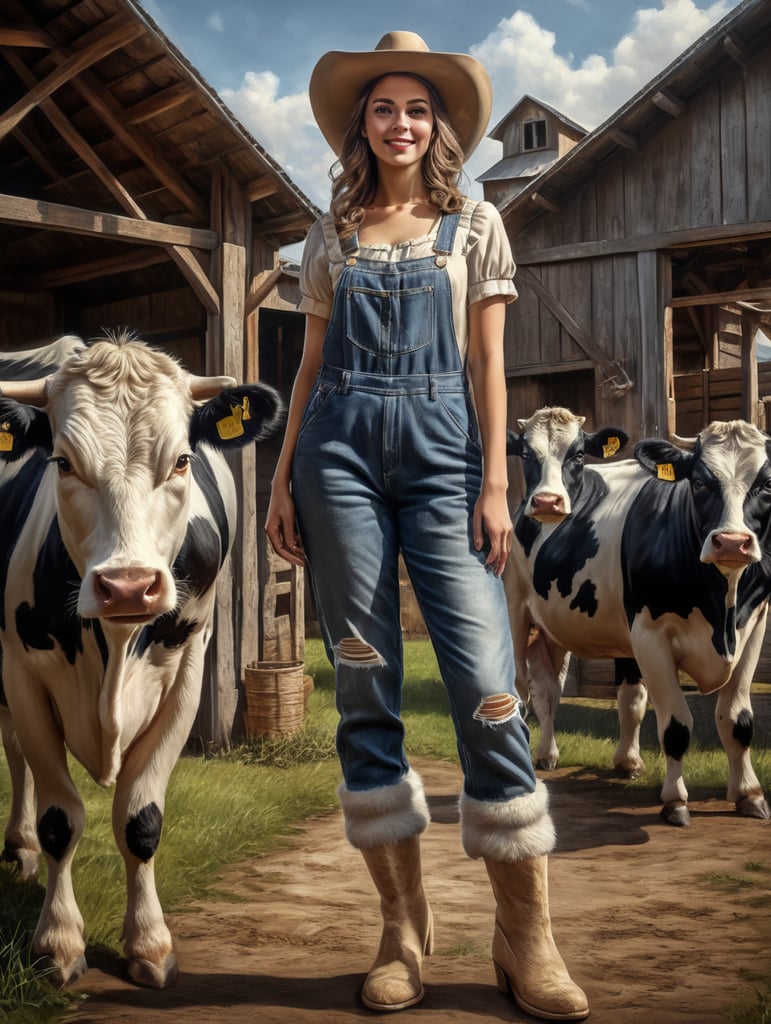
[{"xmin": 298, "ymin": 198, "xmax": 517, "ymax": 363}]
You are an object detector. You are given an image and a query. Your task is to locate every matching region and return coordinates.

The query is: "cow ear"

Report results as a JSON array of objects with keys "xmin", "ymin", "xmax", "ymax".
[
  {"xmin": 634, "ymin": 438, "xmax": 693, "ymax": 481},
  {"xmin": 506, "ymin": 429, "xmax": 524, "ymax": 457},
  {"xmin": 583, "ymin": 427, "xmax": 629, "ymax": 460},
  {"xmin": 0, "ymin": 398, "xmax": 53, "ymax": 462},
  {"xmin": 189, "ymin": 384, "xmax": 284, "ymax": 451}
]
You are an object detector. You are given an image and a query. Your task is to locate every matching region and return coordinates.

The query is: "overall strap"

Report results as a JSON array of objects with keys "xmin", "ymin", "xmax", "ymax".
[
  {"xmin": 321, "ymin": 212, "xmax": 359, "ymax": 264},
  {"xmin": 433, "ymin": 210, "xmax": 462, "ymax": 255}
]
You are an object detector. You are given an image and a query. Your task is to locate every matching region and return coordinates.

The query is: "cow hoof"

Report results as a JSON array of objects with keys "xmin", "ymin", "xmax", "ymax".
[
  {"xmin": 535, "ymin": 757, "xmax": 558, "ymax": 771},
  {"xmin": 38, "ymin": 954, "xmax": 88, "ymax": 988},
  {"xmin": 736, "ymin": 794, "xmax": 771, "ymax": 820},
  {"xmin": 660, "ymin": 801, "xmax": 690, "ymax": 827},
  {"xmin": 615, "ymin": 764, "xmax": 644, "ymax": 780},
  {"xmin": 127, "ymin": 953, "xmax": 178, "ymax": 989},
  {"xmin": 2, "ymin": 845, "xmax": 40, "ymax": 880}
]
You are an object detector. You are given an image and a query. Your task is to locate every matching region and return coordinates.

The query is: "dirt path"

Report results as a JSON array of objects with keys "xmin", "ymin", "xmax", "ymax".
[{"xmin": 70, "ymin": 759, "xmax": 770, "ymax": 1024}]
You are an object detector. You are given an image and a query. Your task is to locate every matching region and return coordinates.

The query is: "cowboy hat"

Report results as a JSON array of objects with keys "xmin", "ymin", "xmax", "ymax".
[{"xmin": 308, "ymin": 31, "xmax": 493, "ymax": 161}]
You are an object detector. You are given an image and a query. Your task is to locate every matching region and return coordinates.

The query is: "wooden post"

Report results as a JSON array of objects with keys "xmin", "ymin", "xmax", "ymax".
[
  {"xmin": 741, "ymin": 312, "xmax": 759, "ymax": 425},
  {"xmin": 198, "ymin": 164, "xmax": 254, "ymax": 747}
]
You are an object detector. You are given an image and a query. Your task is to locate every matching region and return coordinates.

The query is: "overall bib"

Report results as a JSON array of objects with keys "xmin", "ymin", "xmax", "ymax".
[{"xmin": 292, "ymin": 210, "xmax": 536, "ymax": 804}]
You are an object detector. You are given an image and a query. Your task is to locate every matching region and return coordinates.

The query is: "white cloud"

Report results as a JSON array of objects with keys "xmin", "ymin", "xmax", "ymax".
[
  {"xmin": 221, "ymin": 71, "xmax": 333, "ymax": 207},
  {"xmin": 207, "ymin": 12, "xmax": 224, "ymax": 33},
  {"xmin": 221, "ymin": 1, "xmax": 733, "ymax": 210},
  {"xmin": 471, "ymin": 0, "xmax": 733, "ymax": 133}
]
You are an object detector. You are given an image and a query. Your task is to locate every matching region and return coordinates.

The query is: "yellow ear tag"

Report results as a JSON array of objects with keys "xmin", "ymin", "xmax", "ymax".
[
  {"xmin": 602, "ymin": 436, "xmax": 621, "ymax": 459},
  {"xmin": 657, "ymin": 463, "xmax": 676, "ymax": 482},
  {"xmin": 215, "ymin": 396, "xmax": 251, "ymax": 441},
  {"xmin": 0, "ymin": 422, "xmax": 13, "ymax": 452}
]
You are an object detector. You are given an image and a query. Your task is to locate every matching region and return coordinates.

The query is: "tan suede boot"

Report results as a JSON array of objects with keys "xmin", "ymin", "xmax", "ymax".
[
  {"xmin": 485, "ymin": 855, "xmax": 589, "ymax": 1021},
  {"xmin": 359, "ymin": 836, "xmax": 434, "ymax": 1011}
]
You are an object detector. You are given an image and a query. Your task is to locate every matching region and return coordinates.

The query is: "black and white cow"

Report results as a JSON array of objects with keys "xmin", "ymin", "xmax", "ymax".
[
  {"xmin": 505, "ymin": 407, "xmax": 771, "ymax": 827},
  {"xmin": 0, "ymin": 333, "xmax": 282, "ymax": 987}
]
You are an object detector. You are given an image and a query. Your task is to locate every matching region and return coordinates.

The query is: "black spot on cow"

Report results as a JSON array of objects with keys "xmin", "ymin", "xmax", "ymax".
[
  {"xmin": 192, "ymin": 453, "xmax": 229, "ymax": 565},
  {"xmin": 126, "ymin": 803, "xmax": 163, "ymax": 862},
  {"xmin": 0, "ymin": 456, "xmax": 49, "ymax": 631},
  {"xmin": 569, "ymin": 579, "xmax": 598, "ymax": 616},
  {"xmin": 733, "ymin": 709, "xmax": 754, "ymax": 749},
  {"xmin": 663, "ymin": 717, "xmax": 690, "ymax": 761},
  {"xmin": 38, "ymin": 806, "xmax": 72, "ymax": 861},
  {"xmin": 132, "ymin": 615, "xmax": 198, "ymax": 658},
  {"xmin": 614, "ymin": 658, "xmax": 643, "ymax": 686},
  {"xmin": 527, "ymin": 469, "xmax": 608, "ymax": 602}
]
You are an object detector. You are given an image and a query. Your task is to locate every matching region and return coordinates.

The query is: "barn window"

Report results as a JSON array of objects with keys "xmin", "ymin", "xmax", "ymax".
[{"xmin": 522, "ymin": 119, "xmax": 547, "ymax": 151}]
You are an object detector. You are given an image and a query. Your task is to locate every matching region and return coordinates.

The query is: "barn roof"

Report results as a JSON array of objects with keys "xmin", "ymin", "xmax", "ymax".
[
  {"xmin": 499, "ymin": 0, "xmax": 771, "ymax": 232},
  {"xmin": 488, "ymin": 94, "xmax": 588, "ymax": 143},
  {"xmin": 0, "ymin": 0, "xmax": 320, "ymax": 309}
]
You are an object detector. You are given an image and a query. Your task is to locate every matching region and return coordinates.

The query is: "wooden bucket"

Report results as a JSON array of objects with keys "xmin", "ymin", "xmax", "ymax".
[{"xmin": 243, "ymin": 660, "xmax": 305, "ymax": 738}]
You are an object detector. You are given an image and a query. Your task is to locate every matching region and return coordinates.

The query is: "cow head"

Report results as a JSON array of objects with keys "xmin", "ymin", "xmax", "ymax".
[
  {"xmin": 635, "ymin": 420, "xmax": 771, "ymax": 576},
  {"xmin": 0, "ymin": 334, "xmax": 283, "ymax": 624},
  {"xmin": 507, "ymin": 406, "xmax": 628, "ymax": 522}
]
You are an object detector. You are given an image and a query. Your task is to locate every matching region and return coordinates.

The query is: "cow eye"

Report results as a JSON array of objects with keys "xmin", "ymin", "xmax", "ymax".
[
  {"xmin": 174, "ymin": 453, "xmax": 192, "ymax": 474},
  {"xmin": 47, "ymin": 455, "xmax": 73, "ymax": 475}
]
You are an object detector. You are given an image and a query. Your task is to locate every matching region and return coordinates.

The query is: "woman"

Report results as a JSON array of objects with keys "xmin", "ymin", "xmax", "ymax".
[{"xmin": 265, "ymin": 31, "xmax": 588, "ymax": 1022}]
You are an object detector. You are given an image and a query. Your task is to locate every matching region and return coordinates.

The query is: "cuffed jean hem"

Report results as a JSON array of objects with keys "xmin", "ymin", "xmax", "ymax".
[
  {"xmin": 459, "ymin": 780, "xmax": 556, "ymax": 862},
  {"xmin": 338, "ymin": 769, "xmax": 430, "ymax": 849}
]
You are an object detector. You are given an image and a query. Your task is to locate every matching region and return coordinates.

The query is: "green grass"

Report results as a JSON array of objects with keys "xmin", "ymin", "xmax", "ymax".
[{"xmin": 1, "ymin": 637, "xmax": 769, "ymax": 1023}]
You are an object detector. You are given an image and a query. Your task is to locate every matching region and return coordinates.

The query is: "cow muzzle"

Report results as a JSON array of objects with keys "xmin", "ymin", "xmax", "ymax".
[
  {"xmin": 701, "ymin": 530, "xmax": 759, "ymax": 572},
  {"xmin": 526, "ymin": 491, "xmax": 569, "ymax": 522},
  {"xmin": 90, "ymin": 567, "xmax": 167, "ymax": 622}
]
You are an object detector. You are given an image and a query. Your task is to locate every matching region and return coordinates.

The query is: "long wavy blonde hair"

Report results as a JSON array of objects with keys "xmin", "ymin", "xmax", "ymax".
[{"xmin": 330, "ymin": 73, "xmax": 467, "ymax": 240}]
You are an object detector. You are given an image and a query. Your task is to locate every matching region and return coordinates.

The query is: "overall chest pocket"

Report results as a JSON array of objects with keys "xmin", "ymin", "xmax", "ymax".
[{"xmin": 345, "ymin": 285, "xmax": 434, "ymax": 357}]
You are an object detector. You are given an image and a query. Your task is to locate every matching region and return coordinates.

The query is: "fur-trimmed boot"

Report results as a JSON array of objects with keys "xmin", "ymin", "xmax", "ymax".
[
  {"xmin": 339, "ymin": 770, "xmax": 434, "ymax": 1012},
  {"xmin": 461, "ymin": 781, "xmax": 589, "ymax": 1022}
]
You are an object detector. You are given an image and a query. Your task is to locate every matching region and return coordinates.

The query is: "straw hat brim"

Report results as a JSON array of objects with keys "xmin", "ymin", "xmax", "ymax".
[{"xmin": 309, "ymin": 40, "xmax": 492, "ymax": 161}]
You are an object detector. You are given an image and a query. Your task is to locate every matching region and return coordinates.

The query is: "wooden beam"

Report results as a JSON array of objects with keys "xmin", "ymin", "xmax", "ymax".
[
  {"xmin": 245, "ymin": 176, "xmax": 279, "ymax": 202},
  {"xmin": 516, "ymin": 265, "xmax": 634, "ymax": 395},
  {"xmin": 125, "ymin": 82, "xmax": 197, "ymax": 124},
  {"xmin": 252, "ymin": 209, "xmax": 315, "ymax": 236},
  {"xmin": 722, "ymin": 33, "xmax": 749, "ymax": 66},
  {"xmin": 28, "ymin": 246, "xmax": 168, "ymax": 287},
  {"xmin": 12, "ymin": 15, "xmax": 209, "ymax": 222},
  {"xmin": 651, "ymin": 88, "xmax": 687, "ymax": 118},
  {"xmin": 671, "ymin": 287, "xmax": 771, "ymax": 309},
  {"xmin": 741, "ymin": 312, "xmax": 760, "ymax": 423},
  {"xmin": 0, "ymin": 25, "xmax": 51, "ymax": 47},
  {"xmin": 0, "ymin": 15, "xmax": 145, "ymax": 140},
  {"xmin": 168, "ymin": 245, "xmax": 220, "ymax": 314},
  {"xmin": 2, "ymin": 47, "xmax": 219, "ymax": 315},
  {"xmin": 10, "ymin": 125, "xmax": 66, "ymax": 186},
  {"xmin": 244, "ymin": 265, "xmax": 283, "ymax": 318},
  {"xmin": 515, "ymin": 220, "xmax": 771, "ymax": 265},
  {"xmin": 532, "ymin": 191, "xmax": 560, "ymax": 213},
  {"xmin": 608, "ymin": 128, "xmax": 638, "ymax": 150},
  {"xmin": 0, "ymin": 193, "xmax": 218, "ymax": 249}
]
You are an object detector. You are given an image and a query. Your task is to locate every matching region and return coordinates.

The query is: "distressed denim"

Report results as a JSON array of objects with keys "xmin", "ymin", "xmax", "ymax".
[{"xmin": 292, "ymin": 213, "xmax": 536, "ymax": 803}]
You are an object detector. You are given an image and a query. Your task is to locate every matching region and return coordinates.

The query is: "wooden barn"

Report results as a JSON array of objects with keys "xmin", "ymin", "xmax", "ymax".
[
  {"xmin": 491, "ymin": 0, "xmax": 771, "ymax": 685},
  {"xmin": 498, "ymin": 0, "xmax": 771, "ymax": 442},
  {"xmin": 0, "ymin": 0, "xmax": 318, "ymax": 743}
]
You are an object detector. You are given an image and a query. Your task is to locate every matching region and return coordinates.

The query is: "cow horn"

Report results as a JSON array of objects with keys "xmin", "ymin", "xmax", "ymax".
[
  {"xmin": 189, "ymin": 374, "xmax": 237, "ymax": 399},
  {"xmin": 670, "ymin": 432, "xmax": 698, "ymax": 450},
  {"xmin": 0, "ymin": 377, "xmax": 50, "ymax": 407}
]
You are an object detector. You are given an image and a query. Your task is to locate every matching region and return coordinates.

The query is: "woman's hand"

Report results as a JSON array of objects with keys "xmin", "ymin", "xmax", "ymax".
[
  {"xmin": 265, "ymin": 483, "xmax": 306, "ymax": 567},
  {"xmin": 473, "ymin": 484, "xmax": 512, "ymax": 577}
]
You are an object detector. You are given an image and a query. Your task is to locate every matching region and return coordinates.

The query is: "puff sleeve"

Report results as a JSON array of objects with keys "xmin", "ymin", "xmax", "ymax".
[
  {"xmin": 465, "ymin": 201, "xmax": 518, "ymax": 306},
  {"xmin": 298, "ymin": 217, "xmax": 334, "ymax": 320}
]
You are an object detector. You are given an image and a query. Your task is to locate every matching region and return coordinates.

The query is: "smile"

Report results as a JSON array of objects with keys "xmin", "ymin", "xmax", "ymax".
[{"xmin": 386, "ymin": 139, "xmax": 413, "ymax": 149}]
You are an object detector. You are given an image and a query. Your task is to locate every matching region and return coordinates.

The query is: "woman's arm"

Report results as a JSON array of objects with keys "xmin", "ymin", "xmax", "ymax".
[
  {"xmin": 466, "ymin": 294, "xmax": 512, "ymax": 577},
  {"xmin": 264, "ymin": 313, "xmax": 328, "ymax": 566}
]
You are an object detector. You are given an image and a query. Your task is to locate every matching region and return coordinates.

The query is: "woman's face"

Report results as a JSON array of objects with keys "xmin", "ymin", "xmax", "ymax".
[{"xmin": 361, "ymin": 75, "xmax": 434, "ymax": 170}]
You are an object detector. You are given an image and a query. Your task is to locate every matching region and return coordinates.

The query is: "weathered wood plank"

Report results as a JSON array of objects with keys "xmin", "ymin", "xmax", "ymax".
[{"xmin": 0, "ymin": 193, "xmax": 218, "ymax": 249}]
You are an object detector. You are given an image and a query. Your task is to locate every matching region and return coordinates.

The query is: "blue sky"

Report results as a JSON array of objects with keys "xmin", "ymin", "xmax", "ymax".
[{"xmin": 140, "ymin": 0, "xmax": 735, "ymax": 211}]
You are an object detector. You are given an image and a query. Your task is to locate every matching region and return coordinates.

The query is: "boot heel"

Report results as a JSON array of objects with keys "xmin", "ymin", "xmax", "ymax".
[{"xmin": 493, "ymin": 959, "xmax": 511, "ymax": 995}]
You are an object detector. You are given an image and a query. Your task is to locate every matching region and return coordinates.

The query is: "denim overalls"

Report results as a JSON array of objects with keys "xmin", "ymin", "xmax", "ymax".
[{"xmin": 292, "ymin": 210, "xmax": 536, "ymax": 804}]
